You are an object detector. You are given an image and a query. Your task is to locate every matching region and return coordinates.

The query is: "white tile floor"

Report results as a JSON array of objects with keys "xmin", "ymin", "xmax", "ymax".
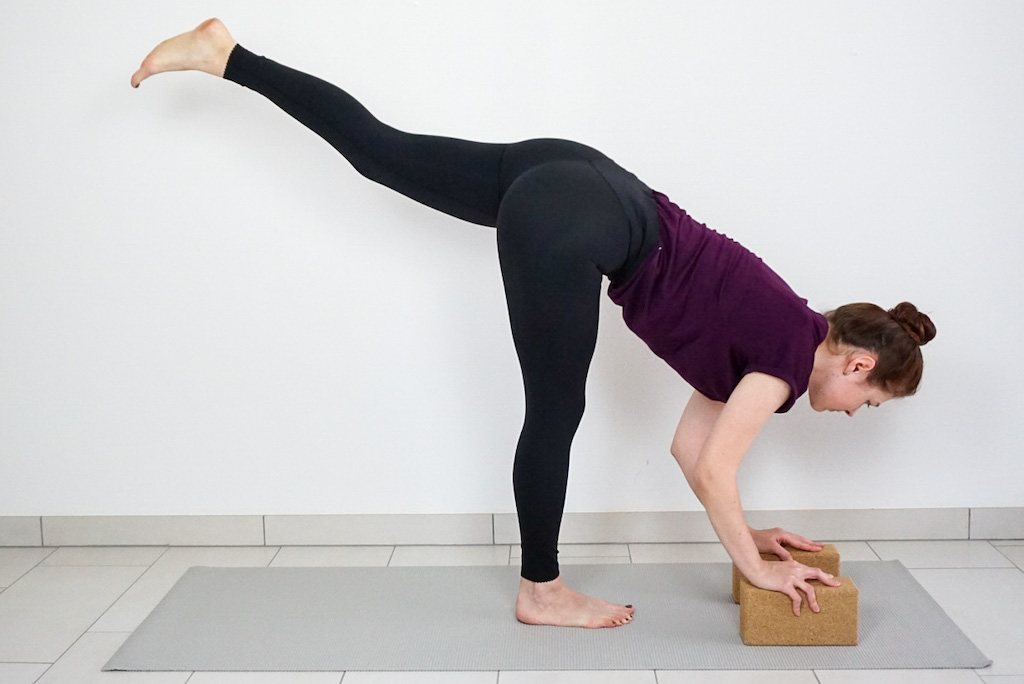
[{"xmin": 0, "ymin": 541, "xmax": 1021, "ymax": 684}]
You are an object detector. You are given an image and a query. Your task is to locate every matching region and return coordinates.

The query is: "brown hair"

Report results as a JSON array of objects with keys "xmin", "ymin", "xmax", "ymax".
[{"xmin": 824, "ymin": 302, "xmax": 936, "ymax": 397}]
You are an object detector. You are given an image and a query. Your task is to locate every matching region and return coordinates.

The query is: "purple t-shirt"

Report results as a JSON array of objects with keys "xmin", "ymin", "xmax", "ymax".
[{"xmin": 607, "ymin": 191, "xmax": 828, "ymax": 413}]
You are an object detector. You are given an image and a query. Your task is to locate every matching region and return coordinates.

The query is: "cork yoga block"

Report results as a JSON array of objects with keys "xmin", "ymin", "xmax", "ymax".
[
  {"xmin": 731, "ymin": 544, "xmax": 841, "ymax": 604},
  {"xmin": 738, "ymin": 575, "xmax": 859, "ymax": 645}
]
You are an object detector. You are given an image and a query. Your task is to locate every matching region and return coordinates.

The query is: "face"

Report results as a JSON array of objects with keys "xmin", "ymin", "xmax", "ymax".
[
  {"xmin": 811, "ymin": 378, "xmax": 895, "ymax": 416},
  {"xmin": 808, "ymin": 353, "xmax": 896, "ymax": 416}
]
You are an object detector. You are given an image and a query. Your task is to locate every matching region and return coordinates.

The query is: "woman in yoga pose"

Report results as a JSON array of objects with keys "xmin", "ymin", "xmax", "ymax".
[{"xmin": 131, "ymin": 19, "xmax": 936, "ymax": 629}]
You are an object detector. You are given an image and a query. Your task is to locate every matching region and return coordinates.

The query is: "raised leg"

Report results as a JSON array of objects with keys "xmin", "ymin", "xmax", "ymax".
[{"xmin": 131, "ymin": 19, "xmax": 507, "ymax": 227}]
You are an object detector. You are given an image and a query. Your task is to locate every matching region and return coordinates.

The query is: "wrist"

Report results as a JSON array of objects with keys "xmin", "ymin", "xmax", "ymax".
[
  {"xmin": 735, "ymin": 551, "xmax": 764, "ymax": 577},
  {"xmin": 741, "ymin": 558, "xmax": 772, "ymax": 585}
]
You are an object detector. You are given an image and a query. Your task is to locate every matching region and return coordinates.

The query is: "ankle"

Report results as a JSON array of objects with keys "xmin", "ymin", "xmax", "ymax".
[
  {"xmin": 519, "ymin": 575, "xmax": 565, "ymax": 598},
  {"xmin": 216, "ymin": 42, "xmax": 239, "ymax": 78},
  {"xmin": 194, "ymin": 18, "xmax": 237, "ymax": 77}
]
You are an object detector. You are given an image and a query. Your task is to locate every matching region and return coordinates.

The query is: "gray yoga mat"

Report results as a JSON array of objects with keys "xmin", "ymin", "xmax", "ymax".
[{"xmin": 104, "ymin": 561, "xmax": 990, "ymax": 672}]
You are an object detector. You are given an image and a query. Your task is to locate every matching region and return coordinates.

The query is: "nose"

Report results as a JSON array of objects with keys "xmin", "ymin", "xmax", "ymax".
[{"xmin": 845, "ymin": 408, "xmax": 858, "ymax": 417}]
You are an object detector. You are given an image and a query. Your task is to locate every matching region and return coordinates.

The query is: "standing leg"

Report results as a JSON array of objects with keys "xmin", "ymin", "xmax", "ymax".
[{"xmin": 497, "ymin": 159, "xmax": 635, "ymax": 628}]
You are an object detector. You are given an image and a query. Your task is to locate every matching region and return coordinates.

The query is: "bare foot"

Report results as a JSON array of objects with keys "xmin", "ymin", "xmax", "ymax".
[
  {"xmin": 131, "ymin": 18, "xmax": 237, "ymax": 88},
  {"xmin": 515, "ymin": 576, "xmax": 634, "ymax": 628}
]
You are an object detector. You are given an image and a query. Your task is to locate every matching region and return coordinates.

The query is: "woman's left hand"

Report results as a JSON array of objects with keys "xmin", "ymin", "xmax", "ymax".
[{"xmin": 749, "ymin": 527, "xmax": 824, "ymax": 561}]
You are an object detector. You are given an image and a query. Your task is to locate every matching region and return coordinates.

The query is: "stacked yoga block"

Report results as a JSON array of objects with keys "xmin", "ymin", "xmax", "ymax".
[{"xmin": 732, "ymin": 544, "xmax": 859, "ymax": 645}]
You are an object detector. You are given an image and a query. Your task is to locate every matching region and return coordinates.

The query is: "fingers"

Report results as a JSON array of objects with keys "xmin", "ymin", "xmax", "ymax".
[
  {"xmin": 787, "ymin": 587, "xmax": 803, "ymax": 616},
  {"xmin": 780, "ymin": 563, "xmax": 835, "ymax": 615},
  {"xmin": 780, "ymin": 532, "xmax": 823, "ymax": 552},
  {"xmin": 760, "ymin": 559, "xmax": 839, "ymax": 616},
  {"xmin": 815, "ymin": 567, "xmax": 841, "ymax": 587},
  {"xmin": 798, "ymin": 580, "xmax": 819, "ymax": 613},
  {"xmin": 772, "ymin": 543, "xmax": 793, "ymax": 562},
  {"xmin": 759, "ymin": 527, "xmax": 824, "ymax": 556}
]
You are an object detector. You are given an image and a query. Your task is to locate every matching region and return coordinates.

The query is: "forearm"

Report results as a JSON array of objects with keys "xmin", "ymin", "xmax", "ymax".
[
  {"xmin": 694, "ymin": 471, "xmax": 763, "ymax": 581},
  {"xmin": 674, "ymin": 374, "xmax": 790, "ymax": 584}
]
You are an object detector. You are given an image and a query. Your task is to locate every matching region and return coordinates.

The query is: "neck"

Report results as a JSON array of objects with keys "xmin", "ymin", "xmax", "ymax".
[
  {"xmin": 808, "ymin": 339, "xmax": 842, "ymax": 401},
  {"xmin": 811, "ymin": 339, "xmax": 835, "ymax": 378}
]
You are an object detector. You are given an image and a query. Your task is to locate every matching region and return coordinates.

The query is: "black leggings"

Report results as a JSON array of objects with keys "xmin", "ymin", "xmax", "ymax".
[{"xmin": 224, "ymin": 45, "xmax": 660, "ymax": 582}]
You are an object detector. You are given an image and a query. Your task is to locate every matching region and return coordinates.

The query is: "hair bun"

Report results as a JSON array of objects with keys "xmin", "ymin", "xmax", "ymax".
[{"xmin": 888, "ymin": 302, "xmax": 936, "ymax": 346}]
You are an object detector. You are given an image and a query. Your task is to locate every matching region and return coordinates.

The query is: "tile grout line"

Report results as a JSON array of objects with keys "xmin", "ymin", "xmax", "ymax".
[
  {"xmin": 30, "ymin": 663, "xmax": 49, "ymax": 684},
  {"xmin": 79, "ymin": 548, "xmax": 169, "ymax": 636},
  {"xmin": 993, "ymin": 543, "xmax": 1024, "ymax": 571},
  {"xmin": 30, "ymin": 614, "xmax": 116, "ymax": 681},
  {"xmin": 3, "ymin": 547, "xmax": 59, "ymax": 593},
  {"xmin": 35, "ymin": 549, "xmax": 175, "ymax": 681},
  {"xmin": 38, "ymin": 517, "xmax": 44, "ymax": 547}
]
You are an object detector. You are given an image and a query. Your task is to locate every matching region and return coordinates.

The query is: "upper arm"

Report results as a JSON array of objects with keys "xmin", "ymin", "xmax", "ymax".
[
  {"xmin": 688, "ymin": 373, "xmax": 791, "ymax": 494},
  {"xmin": 671, "ymin": 390, "xmax": 724, "ymax": 487}
]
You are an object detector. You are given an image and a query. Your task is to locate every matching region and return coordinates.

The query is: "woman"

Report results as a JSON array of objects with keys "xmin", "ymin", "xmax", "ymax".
[{"xmin": 131, "ymin": 19, "xmax": 936, "ymax": 629}]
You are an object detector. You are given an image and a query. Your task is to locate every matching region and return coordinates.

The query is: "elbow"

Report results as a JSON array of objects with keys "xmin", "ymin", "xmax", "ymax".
[
  {"xmin": 671, "ymin": 442, "xmax": 700, "ymax": 492},
  {"xmin": 690, "ymin": 466, "xmax": 713, "ymax": 505},
  {"xmin": 673, "ymin": 443, "xmax": 737, "ymax": 506},
  {"xmin": 690, "ymin": 461, "xmax": 732, "ymax": 507}
]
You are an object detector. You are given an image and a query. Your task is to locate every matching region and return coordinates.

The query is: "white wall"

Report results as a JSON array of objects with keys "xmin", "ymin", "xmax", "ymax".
[{"xmin": 1, "ymin": 0, "xmax": 1021, "ymax": 516}]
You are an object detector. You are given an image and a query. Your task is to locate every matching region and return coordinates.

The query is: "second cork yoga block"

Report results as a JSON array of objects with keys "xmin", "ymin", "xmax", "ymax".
[
  {"xmin": 738, "ymin": 575, "xmax": 859, "ymax": 646},
  {"xmin": 732, "ymin": 544, "xmax": 841, "ymax": 603}
]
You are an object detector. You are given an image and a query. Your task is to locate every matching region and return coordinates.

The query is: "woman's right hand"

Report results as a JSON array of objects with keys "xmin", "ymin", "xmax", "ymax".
[{"xmin": 751, "ymin": 559, "xmax": 841, "ymax": 616}]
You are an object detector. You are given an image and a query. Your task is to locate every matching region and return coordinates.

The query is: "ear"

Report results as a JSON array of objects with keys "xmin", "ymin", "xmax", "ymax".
[{"xmin": 844, "ymin": 352, "xmax": 877, "ymax": 375}]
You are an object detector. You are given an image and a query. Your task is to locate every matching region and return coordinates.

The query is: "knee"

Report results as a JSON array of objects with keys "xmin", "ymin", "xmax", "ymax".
[{"xmin": 523, "ymin": 393, "xmax": 586, "ymax": 437}]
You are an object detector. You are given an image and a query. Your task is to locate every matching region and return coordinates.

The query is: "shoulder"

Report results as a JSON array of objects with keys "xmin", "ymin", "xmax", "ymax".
[{"xmin": 730, "ymin": 372, "xmax": 792, "ymax": 414}]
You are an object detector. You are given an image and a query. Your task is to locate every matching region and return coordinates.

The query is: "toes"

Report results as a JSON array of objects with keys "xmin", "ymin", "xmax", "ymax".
[
  {"xmin": 607, "ymin": 611, "xmax": 634, "ymax": 627},
  {"xmin": 131, "ymin": 56, "xmax": 157, "ymax": 88}
]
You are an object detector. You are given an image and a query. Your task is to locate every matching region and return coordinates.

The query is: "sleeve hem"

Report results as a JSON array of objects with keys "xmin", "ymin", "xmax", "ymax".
[{"xmin": 742, "ymin": 366, "xmax": 801, "ymax": 414}]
